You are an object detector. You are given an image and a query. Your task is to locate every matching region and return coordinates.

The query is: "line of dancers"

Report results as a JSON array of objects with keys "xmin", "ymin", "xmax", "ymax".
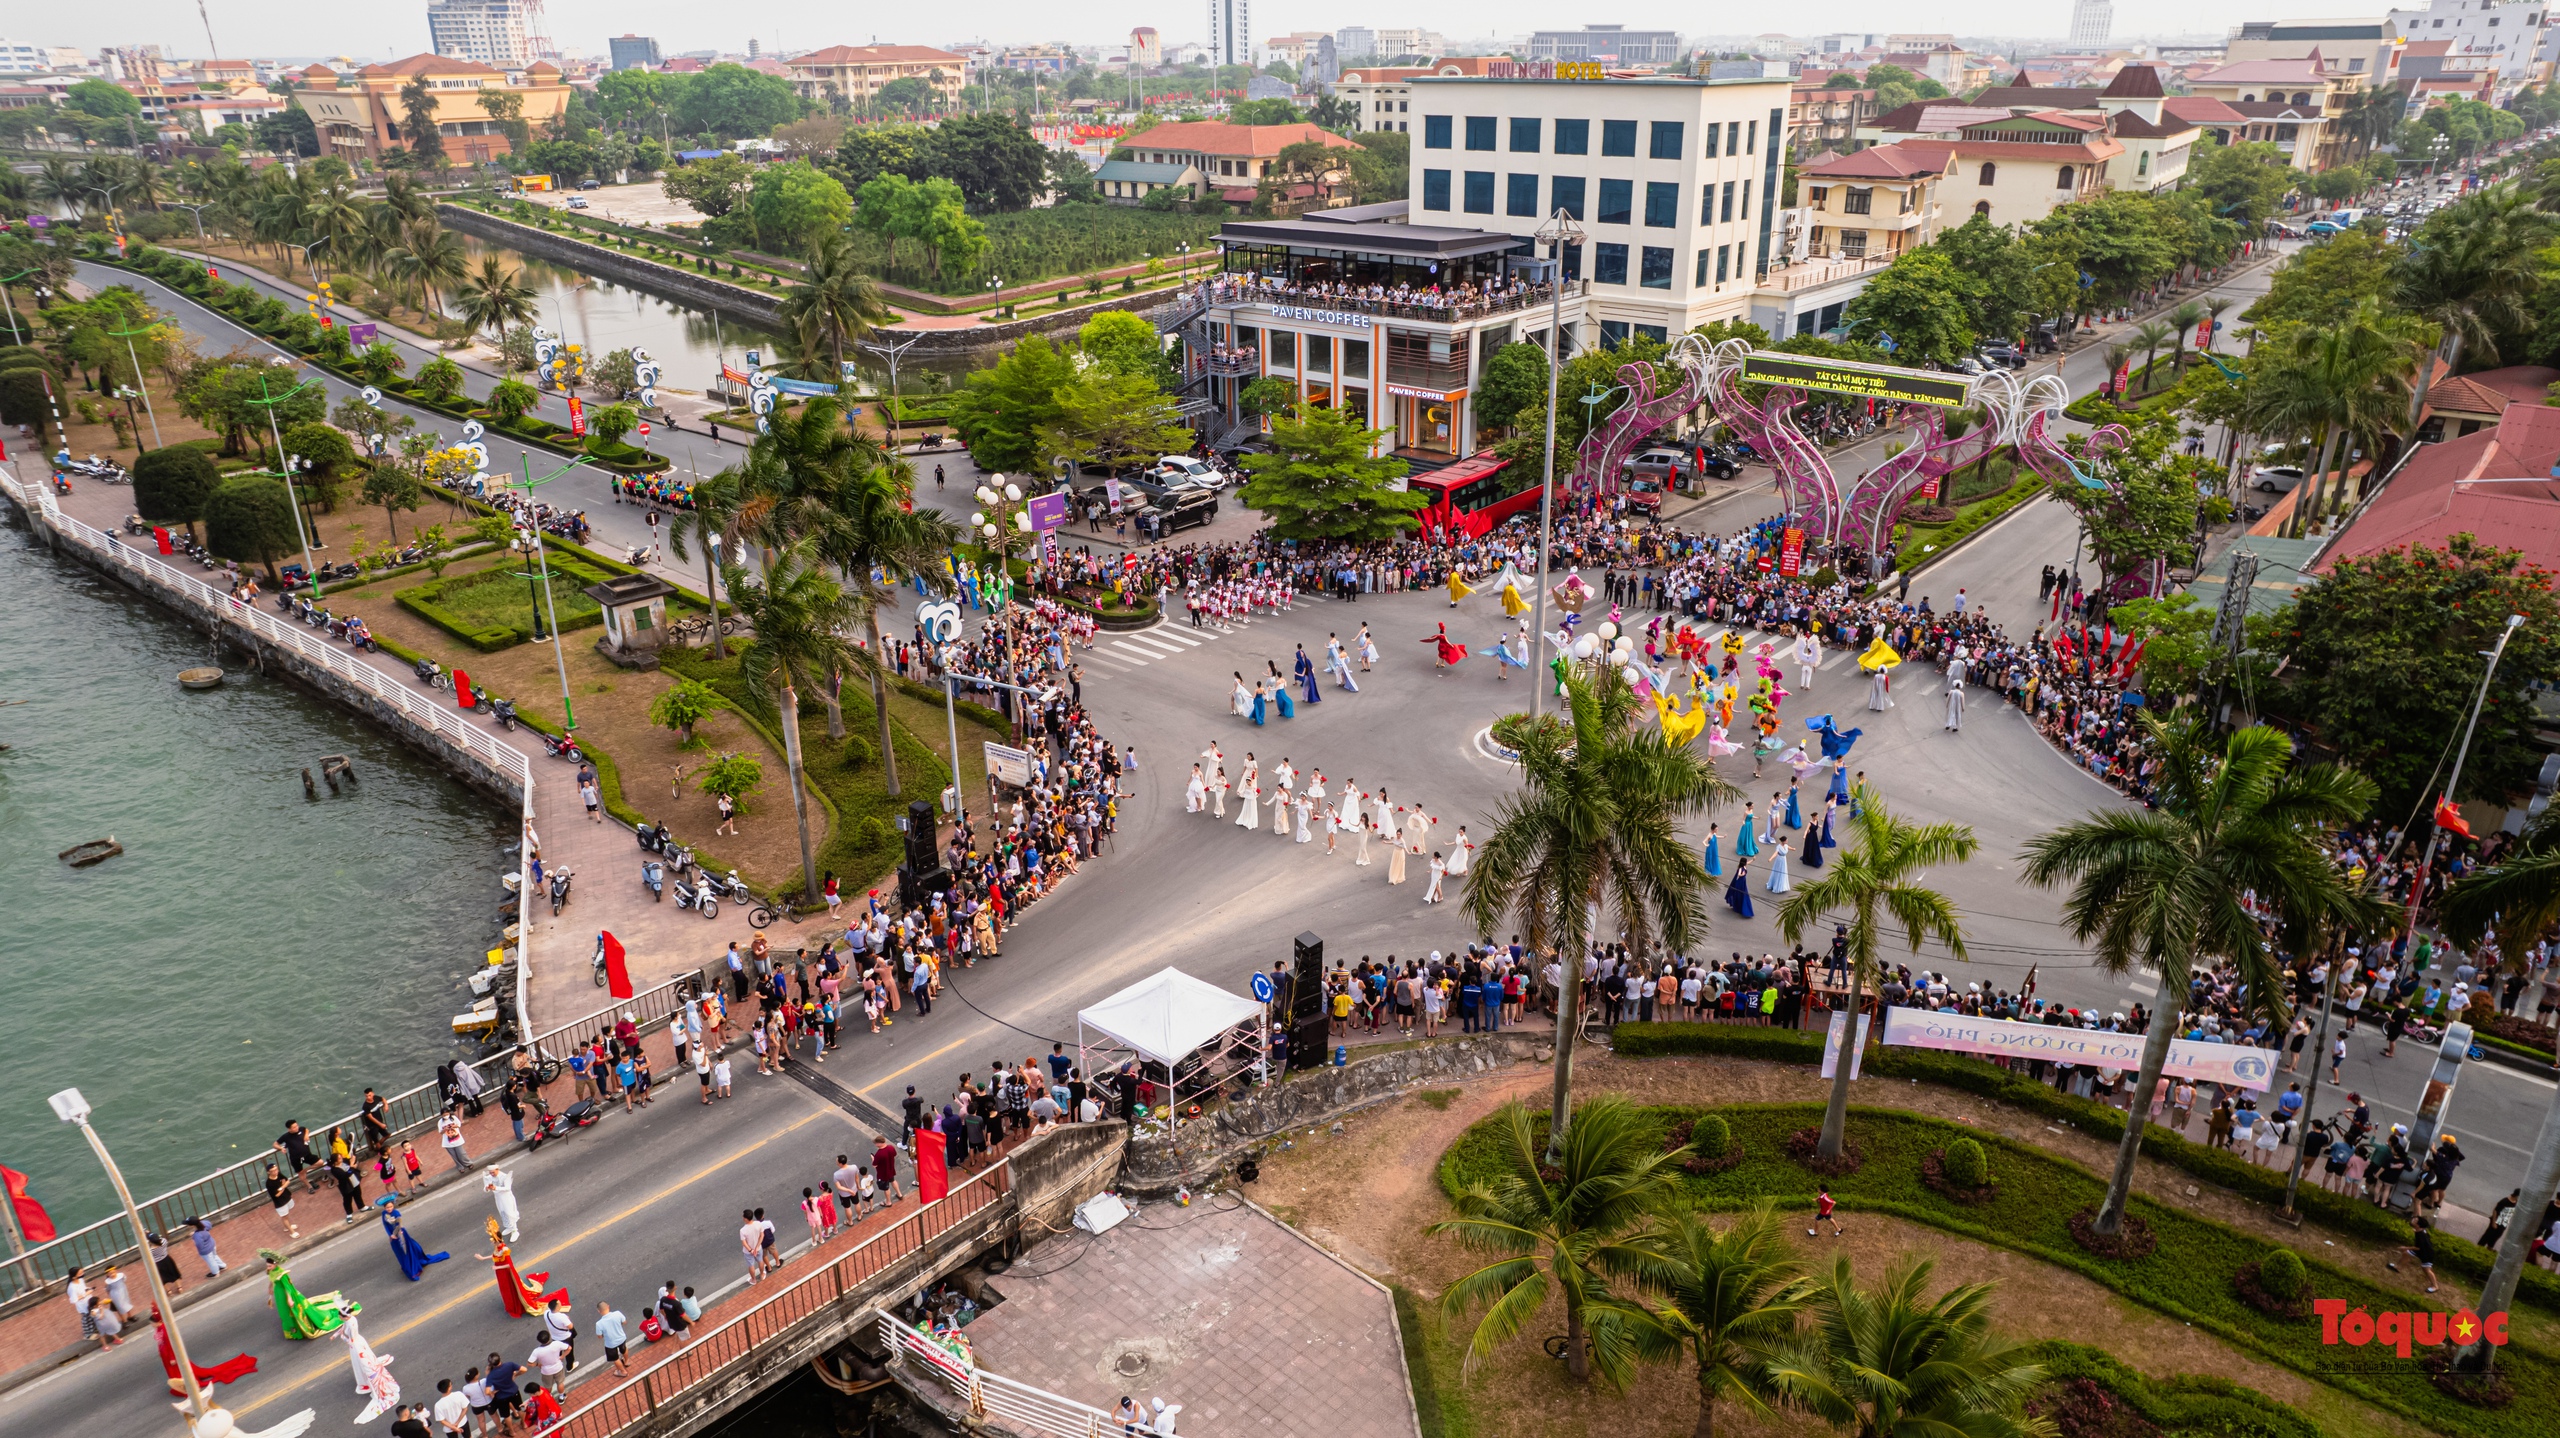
[
  {"xmin": 1226, "ymin": 628, "xmax": 1380, "ymax": 722},
  {"xmin": 1182, "ymin": 743, "xmax": 1476, "ymax": 902}
]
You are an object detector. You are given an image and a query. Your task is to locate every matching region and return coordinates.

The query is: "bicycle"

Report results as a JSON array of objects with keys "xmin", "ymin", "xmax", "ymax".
[{"xmin": 745, "ymin": 898, "xmax": 785, "ymax": 930}]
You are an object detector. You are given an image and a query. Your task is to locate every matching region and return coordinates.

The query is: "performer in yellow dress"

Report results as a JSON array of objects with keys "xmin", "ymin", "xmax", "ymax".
[{"xmin": 1444, "ymin": 568, "xmax": 1476, "ymax": 607}]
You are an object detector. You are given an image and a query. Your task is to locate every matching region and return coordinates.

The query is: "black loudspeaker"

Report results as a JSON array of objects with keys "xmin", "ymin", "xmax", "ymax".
[
  {"xmin": 896, "ymin": 798, "xmax": 950, "ymax": 909},
  {"xmin": 1287, "ymin": 931, "xmax": 1328, "ymax": 1070}
]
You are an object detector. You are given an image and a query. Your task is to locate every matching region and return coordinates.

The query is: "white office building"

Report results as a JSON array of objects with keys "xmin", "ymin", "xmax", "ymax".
[
  {"xmin": 2069, "ymin": 0, "xmax": 2115, "ymax": 47},
  {"xmin": 2386, "ymin": 0, "xmax": 2548, "ymax": 80},
  {"xmin": 426, "ymin": 0, "xmax": 530, "ymax": 67},
  {"xmin": 1334, "ymin": 26, "xmax": 1376, "ymax": 58},
  {"xmin": 1208, "ymin": 0, "xmax": 1251, "ymax": 68}
]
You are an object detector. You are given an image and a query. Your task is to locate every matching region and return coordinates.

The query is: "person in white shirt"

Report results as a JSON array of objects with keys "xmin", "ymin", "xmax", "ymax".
[
  {"xmin": 526, "ymin": 1336, "xmax": 570, "ymax": 1383},
  {"xmin": 432, "ymin": 1378, "xmax": 472, "ymax": 1437}
]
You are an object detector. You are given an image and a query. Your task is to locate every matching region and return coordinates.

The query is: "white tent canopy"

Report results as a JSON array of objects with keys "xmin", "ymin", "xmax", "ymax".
[{"xmin": 1076, "ymin": 967, "xmax": 1266, "ymax": 1067}]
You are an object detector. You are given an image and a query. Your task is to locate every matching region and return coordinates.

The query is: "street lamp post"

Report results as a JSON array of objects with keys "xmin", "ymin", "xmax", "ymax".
[
  {"xmin": 858, "ymin": 334, "xmax": 924, "ymax": 450},
  {"xmin": 167, "ymin": 202, "xmax": 215, "ymax": 242},
  {"xmin": 1527, "ymin": 207, "xmax": 1582, "ymax": 721},
  {"xmin": 285, "ymin": 240, "xmax": 326, "ymax": 286},
  {"xmin": 705, "ymin": 530, "xmax": 727, "ymax": 661},
  {"xmin": 0, "ymin": 267, "xmax": 32, "ymax": 346},
  {"xmin": 50, "ymin": 1087, "xmax": 206, "ymax": 1429},
  {"xmin": 247, "ymin": 369, "xmax": 321, "ymax": 592},
  {"xmin": 109, "ymin": 321, "xmax": 165, "ymax": 449},
  {"xmin": 512, "ymin": 452, "xmax": 591, "ymax": 733},
  {"xmin": 2402, "ymin": 612, "xmax": 2527, "ymax": 938}
]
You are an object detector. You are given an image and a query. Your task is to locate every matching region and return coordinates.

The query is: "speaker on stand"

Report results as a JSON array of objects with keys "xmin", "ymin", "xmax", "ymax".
[{"xmin": 1287, "ymin": 930, "xmax": 1328, "ymax": 1070}]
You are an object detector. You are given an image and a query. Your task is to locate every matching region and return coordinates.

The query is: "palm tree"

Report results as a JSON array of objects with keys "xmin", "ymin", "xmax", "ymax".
[
  {"xmin": 778, "ymin": 230, "xmax": 892, "ymax": 381},
  {"xmin": 1462, "ymin": 665, "xmax": 1739, "ymax": 1151},
  {"xmin": 802, "ymin": 451, "xmax": 955, "ymax": 791},
  {"xmin": 2020, "ymin": 715, "xmax": 2375, "ymax": 1236},
  {"xmin": 387, "ymin": 218, "xmax": 467, "ymax": 316},
  {"xmin": 484, "ymin": 378, "xmax": 543, "ymax": 424},
  {"xmin": 1625, "ymin": 1204, "xmax": 1808, "ymax": 1438},
  {"xmin": 2241, "ymin": 297, "xmax": 2418, "ymax": 537},
  {"xmin": 721, "ymin": 540, "xmax": 860, "ymax": 901},
  {"xmin": 2202, "ymin": 295, "xmax": 2236, "ymax": 358},
  {"xmin": 1776, "ymin": 792, "xmax": 1977, "ymax": 1161},
  {"xmin": 454, "ymin": 255, "xmax": 538, "ymax": 341},
  {"xmin": 1428, "ymin": 1097, "xmax": 1679, "ymax": 1385},
  {"xmin": 1765, "ymin": 1255, "xmax": 2052, "ymax": 1438},
  {"xmin": 667, "ymin": 466, "xmax": 744, "ymax": 660},
  {"xmin": 2128, "ymin": 320, "xmax": 2174, "ymax": 396},
  {"xmin": 2393, "ymin": 188, "xmax": 2543, "ymax": 431},
  {"xmin": 2165, "ymin": 300, "xmax": 2208, "ymax": 375},
  {"xmin": 35, "ymin": 157, "xmax": 82, "ymax": 216}
]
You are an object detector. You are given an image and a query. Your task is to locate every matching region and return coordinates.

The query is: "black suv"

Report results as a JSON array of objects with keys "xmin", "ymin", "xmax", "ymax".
[{"xmin": 1146, "ymin": 492, "xmax": 1219, "ymax": 535}]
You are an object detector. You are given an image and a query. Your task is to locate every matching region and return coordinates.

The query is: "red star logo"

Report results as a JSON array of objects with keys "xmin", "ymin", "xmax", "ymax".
[{"xmin": 2455, "ymin": 1315, "xmax": 2478, "ymax": 1341}]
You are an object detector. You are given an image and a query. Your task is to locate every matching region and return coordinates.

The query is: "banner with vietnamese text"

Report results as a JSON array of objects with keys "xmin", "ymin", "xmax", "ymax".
[{"xmin": 1881, "ymin": 1008, "xmax": 2277, "ymax": 1090}]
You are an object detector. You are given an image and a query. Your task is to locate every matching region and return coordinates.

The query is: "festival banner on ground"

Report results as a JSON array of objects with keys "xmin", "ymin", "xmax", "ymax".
[
  {"xmin": 1881, "ymin": 1008, "xmax": 2277, "ymax": 1090},
  {"xmin": 1778, "ymin": 528, "xmax": 1805, "ymax": 578}
]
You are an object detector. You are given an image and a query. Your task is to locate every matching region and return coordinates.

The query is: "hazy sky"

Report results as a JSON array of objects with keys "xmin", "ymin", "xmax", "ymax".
[{"xmin": 53, "ymin": 0, "xmax": 2347, "ymax": 65}]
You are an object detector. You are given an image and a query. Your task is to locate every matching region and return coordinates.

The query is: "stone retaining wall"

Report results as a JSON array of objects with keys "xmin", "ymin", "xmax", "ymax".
[{"xmin": 1121, "ymin": 1030, "xmax": 1545, "ymax": 1194}]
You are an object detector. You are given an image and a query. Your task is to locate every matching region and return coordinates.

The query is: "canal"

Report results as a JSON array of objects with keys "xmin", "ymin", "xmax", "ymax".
[{"xmin": 0, "ymin": 518, "xmax": 516, "ymax": 1236}]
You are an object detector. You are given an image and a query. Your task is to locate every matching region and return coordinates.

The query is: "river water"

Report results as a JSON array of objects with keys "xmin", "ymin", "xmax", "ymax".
[{"xmin": 0, "ymin": 519, "xmax": 514, "ymax": 1237}]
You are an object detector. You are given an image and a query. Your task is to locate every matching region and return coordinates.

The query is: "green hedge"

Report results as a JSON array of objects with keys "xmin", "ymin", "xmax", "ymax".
[
  {"xmin": 2021, "ymin": 1340, "xmax": 2322, "ymax": 1438},
  {"xmin": 1606, "ymin": 1021, "xmax": 2560, "ymax": 1313},
  {"xmin": 1900, "ymin": 476, "xmax": 2045, "ymax": 572},
  {"xmin": 395, "ymin": 553, "xmax": 628, "ymax": 651},
  {"xmin": 1438, "ymin": 1102, "xmax": 2560, "ymax": 1437}
]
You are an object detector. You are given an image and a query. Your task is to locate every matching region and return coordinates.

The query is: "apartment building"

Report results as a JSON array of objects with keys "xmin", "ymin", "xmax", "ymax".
[
  {"xmin": 1335, "ymin": 57, "xmax": 1499, "ymax": 134},
  {"xmin": 2387, "ymin": 0, "xmax": 2548, "ymax": 80},
  {"xmin": 608, "ymin": 35, "xmax": 661, "ymax": 71},
  {"xmin": 1412, "ymin": 73, "xmax": 1793, "ymax": 342},
  {"xmin": 1788, "ymin": 86, "xmax": 1877, "ymax": 157},
  {"xmin": 424, "ymin": 0, "xmax": 531, "ymax": 68},
  {"xmin": 783, "ymin": 45, "xmax": 966, "ymax": 108},
  {"xmin": 296, "ymin": 53, "xmax": 568, "ymax": 164},
  {"xmin": 1523, "ymin": 26, "xmax": 1684, "ymax": 65},
  {"xmin": 2183, "ymin": 54, "xmax": 2364, "ymax": 169}
]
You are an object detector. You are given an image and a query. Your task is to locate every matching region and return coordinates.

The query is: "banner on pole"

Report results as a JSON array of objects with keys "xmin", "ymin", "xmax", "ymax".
[
  {"xmin": 1881, "ymin": 1008, "xmax": 2277, "ymax": 1090},
  {"xmin": 984, "ymin": 742, "xmax": 1034, "ymax": 787},
  {"xmin": 567, "ymin": 395, "xmax": 587, "ymax": 438},
  {"xmin": 1821, "ymin": 1011, "xmax": 1870, "ymax": 1079},
  {"xmin": 1778, "ymin": 527, "xmax": 1805, "ymax": 579}
]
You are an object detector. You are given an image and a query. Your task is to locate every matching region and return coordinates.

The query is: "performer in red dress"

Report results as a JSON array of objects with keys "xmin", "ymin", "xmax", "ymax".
[
  {"xmin": 1420, "ymin": 623, "xmax": 1468, "ymax": 668},
  {"xmin": 156, "ymin": 1309, "xmax": 258, "ymax": 1397},
  {"xmin": 476, "ymin": 1218, "xmax": 567, "ymax": 1318}
]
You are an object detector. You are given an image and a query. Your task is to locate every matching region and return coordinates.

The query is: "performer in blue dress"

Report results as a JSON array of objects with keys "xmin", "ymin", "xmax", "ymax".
[
  {"xmin": 1736, "ymin": 804, "xmax": 1760, "ymax": 857},
  {"xmin": 1784, "ymin": 781, "xmax": 1803, "ymax": 829},
  {"xmin": 1251, "ymin": 681, "xmax": 1268, "ymax": 726},
  {"xmin": 1723, "ymin": 857, "xmax": 1755, "ymax": 918},
  {"xmin": 1800, "ymin": 820, "xmax": 1825, "ymax": 870},
  {"xmin": 1294, "ymin": 645, "xmax": 1322, "ymax": 704},
  {"xmin": 380, "ymin": 1199, "xmax": 447, "ymax": 1282},
  {"xmin": 1702, "ymin": 823, "xmax": 1721, "ymax": 877}
]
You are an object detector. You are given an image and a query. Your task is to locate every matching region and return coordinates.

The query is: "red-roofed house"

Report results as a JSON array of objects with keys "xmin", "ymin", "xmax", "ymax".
[
  {"xmin": 2318, "ymin": 402, "xmax": 2560, "ymax": 575},
  {"xmin": 1333, "ymin": 58, "xmax": 1500, "ymax": 135},
  {"xmin": 2183, "ymin": 53, "xmax": 2363, "ymax": 169},
  {"xmin": 1795, "ymin": 141, "xmax": 1953, "ymax": 263},
  {"xmin": 2417, "ymin": 364, "xmax": 2560, "ymax": 439},
  {"xmin": 1112, "ymin": 121, "xmax": 1363, "ymax": 205}
]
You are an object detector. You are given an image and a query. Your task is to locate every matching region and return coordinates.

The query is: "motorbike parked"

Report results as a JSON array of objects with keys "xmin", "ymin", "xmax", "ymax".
[
  {"xmin": 670, "ymin": 871, "xmax": 718, "ymax": 920},
  {"xmin": 538, "ymin": 731, "xmax": 584, "ymax": 763},
  {"xmin": 548, "ymin": 866, "xmax": 574, "ymax": 916},
  {"xmin": 639, "ymin": 857, "xmax": 666, "ymax": 903}
]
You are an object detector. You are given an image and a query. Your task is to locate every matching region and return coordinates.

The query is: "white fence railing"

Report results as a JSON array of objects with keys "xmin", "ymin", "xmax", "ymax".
[
  {"xmin": 0, "ymin": 464, "xmax": 547, "ymax": 1304},
  {"xmin": 879, "ymin": 1310, "xmax": 1148, "ymax": 1438}
]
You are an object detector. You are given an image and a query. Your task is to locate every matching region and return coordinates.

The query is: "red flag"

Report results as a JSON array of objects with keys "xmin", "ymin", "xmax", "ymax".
[
  {"xmin": 455, "ymin": 668, "xmax": 475, "ymax": 708},
  {"xmin": 2055, "ymin": 631, "xmax": 2076, "ymax": 661},
  {"xmin": 2, "ymin": 1165, "xmax": 56, "ymax": 1243},
  {"xmin": 153, "ymin": 526, "xmax": 173, "ymax": 554},
  {"xmin": 599, "ymin": 930, "xmax": 632, "ymax": 999},
  {"xmin": 2114, "ymin": 636, "xmax": 2146, "ymax": 679},
  {"xmin": 2434, "ymin": 799, "xmax": 2474, "ymax": 839},
  {"xmin": 915, "ymin": 1129, "xmax": 949, "ymax": 1203},
  {"xmin": 2100, "ymin": 622, "xmax": 2116, "ymax": 657}
]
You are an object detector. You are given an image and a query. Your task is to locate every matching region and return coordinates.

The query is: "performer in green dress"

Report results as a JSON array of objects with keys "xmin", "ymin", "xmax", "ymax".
[{"xmin": 261, "ymin": 1249, "xmax": 358, "ymax": 1340}]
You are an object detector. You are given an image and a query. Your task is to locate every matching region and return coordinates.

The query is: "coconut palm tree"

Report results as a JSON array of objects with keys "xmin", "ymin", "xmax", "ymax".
[
  {"xmin": 2165, "ymin": 300, "xmax": 2208, "ymax": 376},
  {"xmin": 721, "ymin": 540, "xmax": 859, "ymax": 901},
  {"xmin": 1776, "ymin": 792, "xmax": 1977, "ymax": 1162},
  {"xmin": 2241, "ymin": 297, "xmax": 2418, "ymax": 536},
  {"xmin": 1463, "ymin": 665, "xmax": 1739, "ymax": 1151},
  {"xmin": 1429, "ymin": 1097, "xmax": 1679, "ymax": 1385},
  {"xmin": 779, "ymin": 230, "xmax": 894, "ymax": 382},
  {"xmin": 2128, "ymin": 320, "xmax": 2174, "ymax": 396},
  {"xmin": 35, "ymin": 156, "xmax": 83, "ymax": 215},
  {"xmin": 667, "ymin": 466, "xmax": 744, "ymax": 660},
  {"xmin": 1765, "ymin": 1255, "xmax": 2052, "ymax": 1438},
  {"xmin": 1625, "ymin": 1203, "xmax": 1808, "ymax": 1438},
  {"xmin": 2393, "ymin": 188, "xmax": 2543, "ymax": 430},
  {"xmin": 802, "ymin": 453, "xmax": 954, "ymax": 790},
  {"xmin": 2020, "ymin": 714, "xmax": 2375, "ymax": 1237},
  {"xmin": 454, "ymin": 255, "xmax": 539, "ymax": 341},
  {"xmin": 386, "ymin": 217, "xmax": 467, "ymax": 316}
]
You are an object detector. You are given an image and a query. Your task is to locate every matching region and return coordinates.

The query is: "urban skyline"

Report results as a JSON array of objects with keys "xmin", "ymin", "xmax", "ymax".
[{"xmin": 18, "ymin": 1, "xmax": 2360, "ymax": 64}]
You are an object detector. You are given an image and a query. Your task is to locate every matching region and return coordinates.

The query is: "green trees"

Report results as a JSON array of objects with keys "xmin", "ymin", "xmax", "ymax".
[
  {"xmin": 662, "ymin": 153, "xmax": 757, "ymax": 221},
  {"xmin": 1430, "ymin": 1098, "xmax": 1682, "ymax": 1384},
  {"xmin": 414, "ymin": 356, "xmax": 466, "ymax": 404},
  {"xmin": 131, "ymin": 446, "xmax": 221, "ymax": 539},
  {"xmin": 589, "ymin": 403, "xmax": 639, "ymax": 447},
  {"xmin": 1476, "ymin": 342, "xmax": 1550, "ymax": 435},
  {"xmin": 397, "ymin": 78, "xmax": 445, "ymax": 171},
  {"xmin": 2046, "ymin": 408, "xmax": 2223, "ymax": 595},
  {"xmin": 722, "ymin": 541, "xmax": 862, "ymax": 899},
  {"xmin": 1037, "ymin": 368, "xmax": 1195, "ymax": 475},
  {"xmin": 1840, "ymin": 248, "xmax": 1977, "ymax": 364},
  {"xmin": 746, "ymin": 161, "xmax": 853, "ymax": 254},
  {"xmin": 202, "ymin": 474, "xmax": 301, "ymax": 580},
  {"xmin": 852, "ymin": 174, "xmax": 986, "ymax": 285},
  {"xmin": 360, "ymin": 461, "xmax": 423, "ymax": 538},
  {"xmin": 1076, "ymin": 310, "xmax": 1173, "ymax": 388},
  {"xmin": 2238, "ymin": 296, "xmax": 2420, "ymax": 536},
  {"xmin": 1235, "ymin": 403, "xmax": 1420, "ymax": 541},
  {"xmin": 928, "ymin": 113, "xmax": 1049, "ymax": 212},
  {"xmin": 649, "ymin": 677, "xmax": 721, "ymax": 746},
  {"xmin": 672, "ymin": 63, "xmax": 800, "ymax": 140},
  {"xmin": 1766, "ymin": 1256, "xmax": 2049, "ymax": 1438},
  {"xmin": 2022, "ymin": 716, "xmax": 2375, "ymax": 1236},
  {"xmin": 2392, "ymin": 189, "xmax": 2545, "ymax": 427},
  {"xmin": 1625, "ymin": 1204, "xmax": 1807, "ymax": 1438},
  {"xmin": 1464, "ymin": 666, "xmax": 1737, "ymax": 1149},
  {"xmin": 2266, "ymin": 534, "xmax": 2560, "ymax": 811},
  {"xmin": 2245, "ymin": 232, "xmax": 2395, "ymax": 331},
  {"xmin": 1775, "ymin": 794, "xmax": 1977, "ymax": 1161},
  {"xmin": 946, "ymin": 335, "xmax": 1077, "ymax": 473}
]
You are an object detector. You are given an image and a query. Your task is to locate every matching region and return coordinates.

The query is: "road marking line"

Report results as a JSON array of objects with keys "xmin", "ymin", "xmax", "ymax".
[
  {"xmin": 1149, "ymin": 628, "xmax": 1206, "ymax": 647},
  {"xmin": 857, "ymin": 1035, "xmax": 976, "ymax": 1094},
  {"xmin": 1084, "ymin": 651, "xmax": 1142, "ymax": 671},
  {"xmin": 1116, "ymin": 634, "xmax": 1184, "ymax": 657},
  {"xmin": 231, "ymin": 1108, "xmax": 832, "ymax": 1417},
  {"xmin": 1104, "ymin": 643, "xmax": 1153, "ymax": 665}
]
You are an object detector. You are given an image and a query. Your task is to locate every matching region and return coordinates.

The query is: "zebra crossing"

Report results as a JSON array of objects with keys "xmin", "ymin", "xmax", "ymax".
[{"xmin": 1083, "ymin": 597, "xmax": 1342, "ymax": 673}]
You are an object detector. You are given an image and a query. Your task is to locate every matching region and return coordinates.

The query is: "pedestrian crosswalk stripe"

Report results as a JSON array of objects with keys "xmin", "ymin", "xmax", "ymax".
[
  {"xmin": 1085, "ymin": 650, "xmax": 1144, "ymax": 671},
  {"xmin": 1147, "ymin": 627, "xmax": 1206, "ymax": 647},
  {"xmin": 1115, "ymin": 635, "xmax": 1186, "ymax": 659},
  {"xmin": 1104, "ymin": 642, "xmax": 1156, "ymax": 664}
]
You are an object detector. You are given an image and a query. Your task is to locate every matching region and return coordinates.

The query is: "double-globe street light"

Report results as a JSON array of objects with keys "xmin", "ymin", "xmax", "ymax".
[
  {"xmin": 50, "ymin": 1087, "xmax": 209, "ymax": 1432},
  {"xmin": 1526, "ymin": 207, "xmax": 1583, "ymax": 721}
]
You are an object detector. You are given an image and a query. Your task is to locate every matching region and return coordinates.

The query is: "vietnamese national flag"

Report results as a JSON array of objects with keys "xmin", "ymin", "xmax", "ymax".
[
  {"xmin": 2, "ymin": 1165, "xmax": 56, "ymax": 1244},
  {"xmin": 2434, "ymin": 798, "xmax": 2474, "ymax": 839},
  {"xmin": 915, "ymin": 1129, "xmax": 949, "ymax": 1203},
  {"xmin": 599, "ymin": 929, "xmax": 633, "ymax": 999}
]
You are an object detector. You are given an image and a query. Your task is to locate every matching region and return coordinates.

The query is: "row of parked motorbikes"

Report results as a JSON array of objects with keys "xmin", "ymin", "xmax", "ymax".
[
  {"xmin": 267, "ymin": 587, "xmax": 381, "ymax": 650},
  {"xmin": 477, "ymin": 487, "xmax": 593, "ymax": 543},
  {"xmin": 58, "ymin": 453, "xmax": 128, "ymax": 483},
  {"xmin": 633, "ymin": 821, "xmax": 780, "ymax": 930}
]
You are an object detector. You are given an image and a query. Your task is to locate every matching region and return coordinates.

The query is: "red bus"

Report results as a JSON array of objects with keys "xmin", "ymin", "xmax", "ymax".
[{"xmin": 1405, "ymin": 451, "xmax": 1549, "ymax": 540}]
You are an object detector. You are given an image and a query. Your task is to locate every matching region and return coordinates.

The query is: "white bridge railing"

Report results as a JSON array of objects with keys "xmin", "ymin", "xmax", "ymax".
[{"xmin": 878, "ymin": 1310, "xmax": 1157, "ymax": 1438}]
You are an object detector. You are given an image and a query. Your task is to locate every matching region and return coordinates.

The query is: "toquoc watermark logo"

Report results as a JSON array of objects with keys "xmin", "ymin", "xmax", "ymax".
[{"xmin": 2313, "ymin": 1298, "xmax": 2507, "ymax": 1356}]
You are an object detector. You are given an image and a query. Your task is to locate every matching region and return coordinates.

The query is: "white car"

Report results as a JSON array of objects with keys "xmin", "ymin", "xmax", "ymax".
[{"xmin": 1152, "ymin": 455, "xmax": 1227, "ymax": 491}]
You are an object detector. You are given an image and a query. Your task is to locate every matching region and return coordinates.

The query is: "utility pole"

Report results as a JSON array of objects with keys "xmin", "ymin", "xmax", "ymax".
[
  {"xmin": 2402, "ymin": 613, "xmax": 2527, "ymax": 937},
  {"xmin": 1527, "ymin": 208, "xmax": 1581, "ymax": 721}
]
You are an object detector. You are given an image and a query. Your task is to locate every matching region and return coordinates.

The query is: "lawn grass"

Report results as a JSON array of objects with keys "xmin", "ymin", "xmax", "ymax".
[
  {"xmin": 431, "ymin": 564, "xmax": 603, "ymax": 636},
  {"xmin": 1438, "ymin": 1101, "xmax": 2559, "ymax": 1438}
]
